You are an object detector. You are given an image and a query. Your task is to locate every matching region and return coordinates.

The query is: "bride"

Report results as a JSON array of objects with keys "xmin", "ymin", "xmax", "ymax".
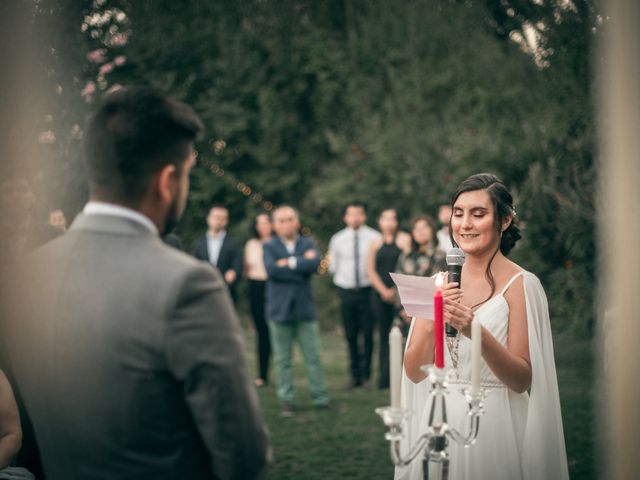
[{"xmin": 396, "ymin": 173, "xmax": 569, "ymax": 480}]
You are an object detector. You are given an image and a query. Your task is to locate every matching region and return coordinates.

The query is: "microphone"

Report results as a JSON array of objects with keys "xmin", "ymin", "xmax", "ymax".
[{"xmin": 445, "ymin": 248, "xmax": 465, "ymax": 337}]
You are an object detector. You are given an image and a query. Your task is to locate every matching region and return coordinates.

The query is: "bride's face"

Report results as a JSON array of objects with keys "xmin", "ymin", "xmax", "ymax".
[{"xmin": 451, "ymin": 190, "xmax": 500, "ymax": 256}]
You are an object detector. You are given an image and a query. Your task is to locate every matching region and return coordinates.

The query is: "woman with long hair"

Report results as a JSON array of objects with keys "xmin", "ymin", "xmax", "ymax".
[
  {"xmin": 244, "ymin": 213, "xmax": 273, "ymax": 387},
  {"xmin": 396, "ymin": 173, "xmax": 568, "ymax": 480},
  {"xmin": 396, "ymin": 215, "xmax": 447, "ymax": 279}
]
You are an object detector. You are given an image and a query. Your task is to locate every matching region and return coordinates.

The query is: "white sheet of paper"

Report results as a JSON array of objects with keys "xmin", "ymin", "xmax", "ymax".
[{"xmin": 389, "ymin": 272, "xmax": 439, "ymax": 319}]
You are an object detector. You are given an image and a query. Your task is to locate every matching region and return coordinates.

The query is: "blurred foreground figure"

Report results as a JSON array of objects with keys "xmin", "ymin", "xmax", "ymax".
[
  {"xmin": 0, "ymin": 176, "xmax": 60, "ymax": 262},
  {"xmin": 5, "ymin": 87, "xmax": 269, "ymax": 480},
  {"xmin": 0, "ymin": 370, "xmax": 34, "ymax": 480},
  {"xmin": 0, "ymin": 173, "xmax": 59, "ymax": 479},
  {"xmin": 162, "ymin": 232, "xmax": 184, "ymax": 250}
]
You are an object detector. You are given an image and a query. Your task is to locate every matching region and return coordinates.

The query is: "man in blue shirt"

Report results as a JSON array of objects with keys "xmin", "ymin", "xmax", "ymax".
[{"xmin": 263, "ymin": 206, "xmax": 330, "ymax": 417}]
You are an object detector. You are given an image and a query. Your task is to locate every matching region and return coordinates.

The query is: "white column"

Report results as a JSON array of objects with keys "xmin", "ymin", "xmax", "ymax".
[{"xmin": 599, "ymin": 2, "xmax": 640, "ymax": 478}]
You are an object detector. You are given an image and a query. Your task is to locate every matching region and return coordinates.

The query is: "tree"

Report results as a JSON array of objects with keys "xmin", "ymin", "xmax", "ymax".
[{"xmin": 27, "ymin": 0, "xmax": 599, "ymax": 334}]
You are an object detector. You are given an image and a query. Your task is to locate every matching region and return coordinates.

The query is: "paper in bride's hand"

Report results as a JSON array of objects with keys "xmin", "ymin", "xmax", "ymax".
[{"xmin": 389, "ymin": 272, "xmax": 438, "ymax": 319}]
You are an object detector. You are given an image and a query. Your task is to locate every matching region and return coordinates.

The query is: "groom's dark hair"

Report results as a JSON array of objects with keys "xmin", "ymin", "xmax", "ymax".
[{"xmin": 84, "ymin": 86, "xmax": 203, "ymax": 206}]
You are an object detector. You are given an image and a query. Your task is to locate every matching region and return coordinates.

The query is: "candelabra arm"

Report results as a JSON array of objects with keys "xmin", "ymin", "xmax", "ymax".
[
  {"xmin": 445, "ymin": 414, "xmax": 480, "ymax": 447},
  {"xmin": 445, "ymin": 387, "xmax": 485, "ymax": 447},
  {"xmin": 390, "ymin": 434, "xmax": 431, "ymax": 467}
]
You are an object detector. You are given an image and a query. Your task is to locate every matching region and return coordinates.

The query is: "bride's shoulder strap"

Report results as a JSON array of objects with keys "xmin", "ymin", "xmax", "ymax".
[{"xmin": 500, "ymin": 271, "xmax": 525, "ymax": 296}]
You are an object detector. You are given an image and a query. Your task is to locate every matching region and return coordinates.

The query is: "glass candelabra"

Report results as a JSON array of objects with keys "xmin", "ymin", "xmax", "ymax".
[{"xmin": 375, "ymin": 366, "xmax": 486, "ymax": 480}]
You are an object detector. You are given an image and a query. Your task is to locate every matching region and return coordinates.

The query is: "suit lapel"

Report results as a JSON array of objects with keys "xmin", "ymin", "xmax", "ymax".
[
  {"xmin": 218, "ymin": 236, "xmax": 229, "ymax": 265},
  {"xmin": 293, "ymin": 236, "xmax": 306, "ymax": 256},
  {"xmin": 274, "ymin": 237, "xmax": 289, "ymax": 257},
  {"xmin": 200, "ymin": 236, "xmax": 210, "ymax": 260}
]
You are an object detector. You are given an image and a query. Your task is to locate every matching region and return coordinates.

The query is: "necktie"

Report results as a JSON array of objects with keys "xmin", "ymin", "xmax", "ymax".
[{"xmin": 354, "ymin": 231, "xmax": 360, "ymax": 288}]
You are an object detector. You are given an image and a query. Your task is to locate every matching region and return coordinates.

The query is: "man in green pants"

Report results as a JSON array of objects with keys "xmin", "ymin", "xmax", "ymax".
[{"xmin": 263, "ymin": 206, "xmax": 330, "ymax": 417}]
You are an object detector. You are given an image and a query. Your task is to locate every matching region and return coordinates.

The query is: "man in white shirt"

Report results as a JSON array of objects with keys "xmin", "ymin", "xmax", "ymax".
[
  {"xmin": 192, "ymin": 204, "xmax": 243, "ymax": 303},
  {"xmin": 328, "ymin": 201, "xmax": 380, "ymax": 389},
  {"xmin": 436, "ymin": 204, "xmax": 453, "ymax": 252}
]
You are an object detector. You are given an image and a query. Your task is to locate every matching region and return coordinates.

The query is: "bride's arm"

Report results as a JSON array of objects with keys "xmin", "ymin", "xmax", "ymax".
[
  {"xmin": 483, "ymin": 276, "xmax": 531, "ymax": 392},
  {"xmin": 445, "ymin": 276, "xmax": 532, "ymax": 393},
  {"xmin": 403, "ymin": 319, "xmax": 435, "ymax": 383}
]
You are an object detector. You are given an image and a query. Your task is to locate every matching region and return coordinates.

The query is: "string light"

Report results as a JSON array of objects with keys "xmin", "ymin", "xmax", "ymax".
[
  {"xmin": 199, "ymin": 139, "xmax": 327, "ymax": 274},
  {"xmin": 318, "ymin": 254, "xmax": 330, "ymax": 275},
  {"xmin": 198, "ymin": 145, "xmax": 284, "ymax": 217}
]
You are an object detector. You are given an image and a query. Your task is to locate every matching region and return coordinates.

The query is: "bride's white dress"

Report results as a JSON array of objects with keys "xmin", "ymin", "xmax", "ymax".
[{"xmin": 395, "ymin": 271, "xmax": 569, "ymax": 480}]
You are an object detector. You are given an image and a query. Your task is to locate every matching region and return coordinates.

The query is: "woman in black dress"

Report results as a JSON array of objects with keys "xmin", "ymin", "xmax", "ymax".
[
  {"xmin": 243, "ymin": 213, "xmax": 273, "ymax": 386},
  {"xmin": 367, "ymin": 208, "xmax": 411, "ymax": 389}
]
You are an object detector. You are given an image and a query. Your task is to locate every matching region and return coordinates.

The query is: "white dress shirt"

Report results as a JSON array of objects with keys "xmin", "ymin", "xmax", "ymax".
[
  {"xmin": 282, "ymin": 236, "xmax": 298, "ymax": 269},
  {"xmin": 437, "ymin": 228, "xmax": 453, "ymax": 252},
  {"xmin": 328, "ymin": 225, "xmax": 380, "ymax": 289},
  {"xmin": 83, "ymin": 202, "xmax": 158, "ymax": 234},
  {"xmin": 206, "ymin": 231, "xmax": 226, "ymax": 266}
]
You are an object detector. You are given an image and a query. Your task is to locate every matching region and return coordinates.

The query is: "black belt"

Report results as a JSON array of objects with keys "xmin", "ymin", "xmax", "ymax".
[{"xmin": 339, "ymin": 286, "xmax": 371, "ymax": 292}]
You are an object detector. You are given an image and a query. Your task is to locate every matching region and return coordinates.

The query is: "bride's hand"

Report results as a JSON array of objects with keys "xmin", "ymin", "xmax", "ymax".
[
  {"xmin": 441, "ymin": 281, "xmax": 463, "ymax": 304},
  {"xmin": 444, "ymin": 301, "xmax": 474, "ymax": 338}
]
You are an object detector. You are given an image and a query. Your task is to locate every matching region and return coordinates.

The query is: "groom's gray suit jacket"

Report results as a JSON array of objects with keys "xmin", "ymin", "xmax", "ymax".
[{"xmin": 5, "ymin": 213, "xmax": 269, "ymax": 480}]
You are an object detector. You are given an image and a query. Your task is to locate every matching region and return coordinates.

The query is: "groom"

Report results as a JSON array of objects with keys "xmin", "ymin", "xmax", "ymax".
[{"xmin": 4, "ymin": 87, "xmax": 270, "ymax": 480}]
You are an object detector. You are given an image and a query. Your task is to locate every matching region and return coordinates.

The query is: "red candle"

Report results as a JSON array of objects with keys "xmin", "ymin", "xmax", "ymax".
[{"xmin": 434, "ymin": 288, "xmax": 444, "ymax": 368}]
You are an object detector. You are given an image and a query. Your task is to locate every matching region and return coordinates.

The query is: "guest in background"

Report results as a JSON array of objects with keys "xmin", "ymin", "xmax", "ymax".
[
  {"xmin": 328, "ymin": 201, "xmax": 380, "ymax": 390},
  {"xmin": 244, "ymin": 213, "xmax": 273, "ymax": 387},
  {"xmin": 367, "ymin": 208, "xmax": 411, "ymax": 389},
  {"xmin": 192, "ymin": 204, "xmax": 243, "ymax": 303},
  {"xmin": 436, "ymin": 204, "xmax": 453, "ymax": 252},
  {"xmin": 397, "ymin": 215, "xmax": 447, "ymax": 279},
  {"xmin": 163, "ymin": 232, "xmax": 184, "ymax": 250},
  {"xmin": 396, "ymin": 215, "xmax": 447, "ymax": 328},
  {"xmin": 263, "ymin": 206, "xmax": 330, "ymax": 417},
  {"xmin": 47, "ymin": 209, "xmax": 67, "ymax": 232}
]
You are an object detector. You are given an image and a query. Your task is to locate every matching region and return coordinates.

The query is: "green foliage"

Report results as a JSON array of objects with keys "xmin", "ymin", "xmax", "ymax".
[{"xmin": 35, "ymin": 0, "xmax": 598, "ymax": 336}]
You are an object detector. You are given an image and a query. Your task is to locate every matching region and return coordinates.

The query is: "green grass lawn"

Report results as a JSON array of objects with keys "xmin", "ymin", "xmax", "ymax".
[{"xmin": 242, "ymin": 327, "xmax": 596, "ymax": 480}]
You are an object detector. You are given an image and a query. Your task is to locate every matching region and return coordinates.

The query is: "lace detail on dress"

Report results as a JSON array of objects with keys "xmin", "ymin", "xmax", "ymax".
[{"xmin": 446, "ymin": 335, "xmax": 460, "ymax": 370}]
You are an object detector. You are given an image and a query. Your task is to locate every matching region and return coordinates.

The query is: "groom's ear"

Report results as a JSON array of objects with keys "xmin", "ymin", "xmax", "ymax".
[{"xmin": 154, "ymin": 163, "xmax": 178, "ymax": 207}]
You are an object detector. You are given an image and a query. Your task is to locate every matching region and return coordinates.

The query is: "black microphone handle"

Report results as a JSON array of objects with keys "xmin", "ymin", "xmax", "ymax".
[{"xmin": 445, "ymin": 266, "xmax": 461, "ymax": 337}]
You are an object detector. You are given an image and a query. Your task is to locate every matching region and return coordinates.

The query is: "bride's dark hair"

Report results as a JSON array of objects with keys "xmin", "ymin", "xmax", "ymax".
[{"xmin": 449, "ymin": 173, "xmax": 522, "ymax": 308}]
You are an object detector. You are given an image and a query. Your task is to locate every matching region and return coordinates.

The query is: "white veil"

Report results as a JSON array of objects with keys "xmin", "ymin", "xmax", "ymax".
[
  {"xmin": 394, "ymin": 271, "xmax": 569, "ymax": 480},
  {"xmin": 394, "ymin": 317, "xmax": 431, "ymax": 480},
  {"xmin": 520, "ymin": 272, "xmax": 569, "ymax": 480}
]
